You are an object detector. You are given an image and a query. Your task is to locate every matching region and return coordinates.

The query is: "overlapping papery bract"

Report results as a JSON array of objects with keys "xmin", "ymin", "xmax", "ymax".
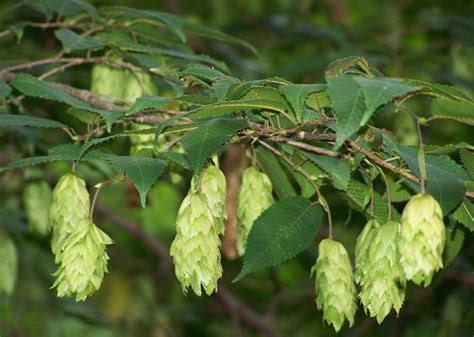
[
  {"xmin": 354, "ymin": 218, "xmax": 380, "ymax": 284},
  {"xmin": 0, "ymin": 231, "xmax": 17, "ymax": 295},
  {"xmin": 170, "ymin": 191, "xmax": 223, "ymax": 296},
  {"xmin": 236, "ymin": 167, "xmax": 273, "ymax": 256},
  {"xmin": 198, "ymin": 164, "xmax": 227, "ymax": 235},
  {"xmin": 52, "ymin": 219, "xmax": 112, "ymax": 301},
  {"xmin": 23, "ymin": 179, "xmax": 53, "ymax": 237},
  {"xmin": 399, "ymin": 193, "xmax": 445, "ymax": 286},
  {"xmin": 50, "ymin": 174, "xmax": 91, "ymax": 260},
  {"xmin": 312, "ymin": 239, "xmax": 357, "ymax": 332},
  {"xmin": 359, "ymin": 221, "xmax": 405, "ymax": 323}
]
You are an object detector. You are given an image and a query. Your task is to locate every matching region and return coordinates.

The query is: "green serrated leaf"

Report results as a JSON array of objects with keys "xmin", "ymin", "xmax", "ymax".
[
  {"xmin": 0, "ymin": 114, "xmax": 65, "ymax": 128},
  {"xmin": 182, "ymin": 118, "xmax": 245, "ymax": 176},
  {"xmin": 281, "ymin": 84, "xmax": 326, "ymax": 122},
  {"xmin": 256, "ymin": 147, "xmax": 297, "ymax": 199},
  {"xmin": 54, "ymin": 28, "xmax": 104, "ymax": 51},
  {"xmin": 430, "ymin": 97, "xmax": 474, "ymax": 124},
  {"xmin": 234, "ymin": 197, "xmax": 323, "ymax": 282},
  {"xmin": 0, "ymin": 79, "xmax": 12, "ymax": 100},
  {"xmin": 189, "ymin": 99, "xmax": 288, "ymax": 120},
  {"xmin": 10, "ymin": 73, "xmax": 124, "ymax": 129},
  {"xmin": 127, "ymin": 95, "xmax": 172, "ymax": 116},
  {"xmin": 107, "ymin": 156, "xmax": 167, "ymax": 207},
  {"xmin": 369, "ymin": 190, "xmax": 401, "ymax": 223},
  {"xmin": 354, "ymin": 77, "xmax": 417, "ymax": 126},
  {"xmin": 399, "ymin": 146, "xmax": 469, "ymax": 213},
  {"xmin": 453, "ymin": 198, "xmax": 474, "ymax": 232},
  {"xmin": 345, "ymin": 179, "xmax": 370, "ymax": 212},
  {"xmin": 443, "ymin": 224, "xmax": 465, "ymax": 267},
  {"xmin": 460, "ymin": 149, "xmax": 474, "ymax": 179},
  {"xmin": 328, "ymin": 75, "xmax": 366, "ymax": 148},
  {"xmin": 303, "ymin": 151, "xmax": 350, "ymax": 190}
]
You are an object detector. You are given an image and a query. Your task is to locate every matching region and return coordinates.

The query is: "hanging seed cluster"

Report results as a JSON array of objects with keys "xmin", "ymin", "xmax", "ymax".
[
  {"xmin": 50, "ymin": 173, "xmax": 112, "ymax": 301},
  {"xmin": 170, "ymin": 164, "xmax": 226, "ymax": 296},
  {"xmin": 312, "ymin": 193, "xmax": 446, "ymax": 331},
  {"xmin": 236, "ymin": 167, "xmax": 273, "ymax": 256}
]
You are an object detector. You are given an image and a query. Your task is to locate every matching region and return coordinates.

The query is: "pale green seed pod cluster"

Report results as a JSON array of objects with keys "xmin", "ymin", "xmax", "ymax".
[
  {"xmin": 312, "ymin": 238, "xmax": 357, "ymax": 332},
  {"xmin": 198, "ymin": 164, "xmax": 227, "ymax": 235},
  {"xmin": 399, "ymin": 193, "xmax": 445, "ymax": 286},
  {"xmin": 23, "ymin": 179, "xmax": 53, "ymax": 237},
  {"xmin": 50, "ymin": 173, "xmax": 112, "ymax": 301},
  {"xmin": 358, "ymin": 221, "xmax": 405, "ymax": 323},
  {"xmin": 236, "ymin": 167, "xmax": 273, "ymax": 256},
  {"xmin": 91, "ymin": 64, "xmax": 126, "ymax": 98},
  {"xmin": 0, "ymin": 231, "xmax": 17, "ymax": 296},
  {"xmin": 50, "ymin": 173, "xmax": 91, "ymax": 259},
  {"xmin": 354, "ymin": 218, "xmax": 380, "ymax": 284},
  {"xmin": 52, "ymin": 218, "xmax": 112, "ymax": 302},
  {"xmin": 170, "ymin": 191, "xmax": 223, "ymax": 296}
]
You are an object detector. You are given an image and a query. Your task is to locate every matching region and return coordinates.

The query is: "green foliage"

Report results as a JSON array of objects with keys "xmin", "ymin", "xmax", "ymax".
[
  {"xmin": 235, "ymin": 197, "xmax": 323, "ymax": 282},
  {"xmin": 106, "ymin": 156, "xmax": 166, "ymax": 207},
  {"xmin": 182, "ymin": 118, "xmax": 245, "ymax": 176},
  {"xmin": 0, "ymin": 114, "xmax": 65, "ymax": 128}
]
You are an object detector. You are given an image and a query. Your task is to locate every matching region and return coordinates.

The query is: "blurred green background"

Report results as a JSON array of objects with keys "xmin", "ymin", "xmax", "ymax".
[{"xmin": 0, "ymin": 0, "xmax": 473, "ymax": 336}]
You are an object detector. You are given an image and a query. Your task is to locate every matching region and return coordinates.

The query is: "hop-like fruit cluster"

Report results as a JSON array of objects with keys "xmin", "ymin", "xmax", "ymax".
[
  {"xmin": 50, "ymin": 173, "xmax": 90, "ymax": 259},
  {"xmin": 358, "ymin": 221, "xmax": 405, "ymax": 323},
  {"xmin": 52, "ymin": 219, "xmax": 112, "ymax": 301},
  {"xmin": 50, "ymin": 173, "xmax": 112, "ymax": 301},
  {"xmin": 399, "ymin": 193, "xmax": 445, "ymax": 286},
  {"xmin": 312, "ymin": 239, "xmax": 357, "ymax": 332},
  {"xmin": 170, "ymin": 191, "xmax": 223, "ymax": 296},
  {"xmin": 198, "ymin": 164, "xmax": 227, "ymax": 235},
  {"xmin": 23, "ymin": 179, "xmax": 53, "ymax": 237},
  {"xmin": 236, "ymin": 167, "xmax": 273, "ymax": 255},
  {"xmin": 0, "ymin": 231, "xmax": 17, "ymax": 296},
  {"xmin": 354, "ymin": 218, "xmax": 380, "ymax": 284}
]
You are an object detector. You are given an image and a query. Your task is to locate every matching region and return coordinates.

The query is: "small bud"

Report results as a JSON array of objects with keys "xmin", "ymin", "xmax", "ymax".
[
  {"xmin": 52, "ymin": 219, "xmax": 112, "ymax": 301},
  {"xmin": 399, "ymin": 193, "xmax": 445, "ymax": 286},
  {"xmin": 359, "ymin": 221, "xmax": 405, "ymax": 323},
  {"xmin": 170, "ymin": 192, "xmax": 222, "ymax": 296},
  {"xmin": 0, "ymin": 231, "xmax": 17, "ymax": 295},
  {"xmin": 237, "ymin": 167, "xmax": 273, "ymax": 255},
  {"xmin": 49, "ymin": 173, "xmax": 91, "ymax": 261},
  {"xmin": 311, "ymin": 239, "xmax": 357, "ymax": 332}
]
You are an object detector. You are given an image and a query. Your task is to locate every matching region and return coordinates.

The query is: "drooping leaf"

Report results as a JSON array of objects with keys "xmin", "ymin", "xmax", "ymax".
[
  {"xmin": 127, "ymin": 95, "xmax": 172, "ymax": 116},
  {"xmin": 281, "ymin": 84, "xmax": 326, "ymax": 122},
  {"xmin": 430, "ymin": 97, "xmax": 474, "ymax": 124},
  {"xmin": 399, "ymin": 146, "xmax": 469, "ymax": 213},
  {"xmin": 443, "ymin": 224, "xmax": 465, "ymax": 267},
  {"xmin": 256, "ymin": 147, "xmax": 297, "ymax": 199},
  {"xmin": 345, "ymin": 179, "xmax": 370, "ymax": 212},
  {"xmin": 234, "ymin": 197, "xmax": 323, "ymax": 282},
  {"xmin": 10, "ymin": 73, "xmax": 124, "ymax": 129},
  {"xmin": 370, "ymin": 190, "xmax": 401, "ymax": 223},
  {"xmin": 460, "ymin": 149, "xmax": 474, "ymax": 179},
  {"xmin": 303, "ymin": 151, "xmax": 351, "ymax": 190},
  {"xmin": 453, "ymin": 198, "xmax": 474, "ymax": 232},
  {"xmin": 54, "ymin": 28, "xmax": 104, "ymax": 51},
  {"xmin": 327, "ymin": 75, "xmax": 366, "ymax": 148},
  {"xmin": 0, "ymin": 79, "xmax": 12, "ymax": 100},
  {"xmin": 354, "ymin": 77, "xmax": 417, "ymax": 126},
  {"xmin": 0, "ymin": 114, "xmax": 65, "ymax": 128},
  {"xmin": 189, "ymin": 99, "xmax": 288, "ymax": 120},
  {"xmin": 182, "ymin": 118, "xmax": 245, "ymax": 176},
  {"xmin": 106, "ymin": 156, "xmax": 167, "ymax": 207}
]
